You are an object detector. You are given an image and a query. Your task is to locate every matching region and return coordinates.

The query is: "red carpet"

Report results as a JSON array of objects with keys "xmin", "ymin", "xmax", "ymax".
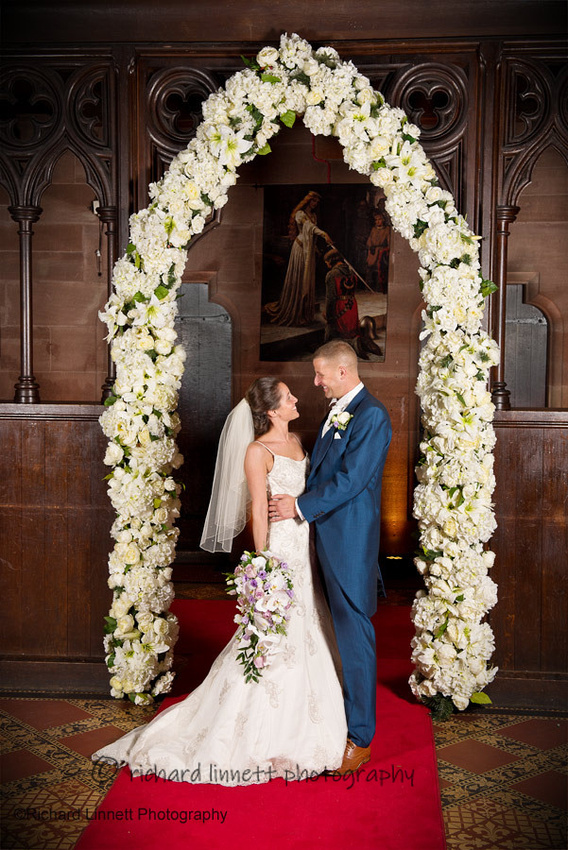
[{"xmin": 77, "ymin": 600, "xmax": 446, "ymax": 850}]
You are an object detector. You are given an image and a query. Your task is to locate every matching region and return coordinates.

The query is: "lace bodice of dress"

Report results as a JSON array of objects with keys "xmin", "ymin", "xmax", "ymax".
[
  {"xmin": 263, "ymin": 452, "xmax": 309, "ymax": 573},
  {"xmin": 266, "ymin": 453, "xmax": 308, "ymax": 500}
]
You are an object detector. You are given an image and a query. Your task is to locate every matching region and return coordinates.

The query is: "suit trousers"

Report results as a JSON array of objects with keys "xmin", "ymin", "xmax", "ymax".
[{"xmin": 321, "ymin": 561, "xmax": 377, "ymax": 748}]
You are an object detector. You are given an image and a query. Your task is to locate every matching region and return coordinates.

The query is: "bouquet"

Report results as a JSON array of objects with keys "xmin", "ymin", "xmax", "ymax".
[{"xmin": 225, "ymin": 550, "xmax": 294, "ymax": 683}]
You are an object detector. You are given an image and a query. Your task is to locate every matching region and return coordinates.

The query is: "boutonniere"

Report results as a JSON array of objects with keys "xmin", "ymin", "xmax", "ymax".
[{"xmin": 329, "ymin": 411, "xmax": 353, "ymax": 432}]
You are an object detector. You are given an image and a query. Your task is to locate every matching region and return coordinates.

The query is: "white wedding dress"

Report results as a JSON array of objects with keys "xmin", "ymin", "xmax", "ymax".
[{"xmin": 92, "ymin": 451, "xmax": 347, "ymax": 785}]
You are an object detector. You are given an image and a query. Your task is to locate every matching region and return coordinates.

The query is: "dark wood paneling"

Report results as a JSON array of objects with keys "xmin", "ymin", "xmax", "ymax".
[
  {"xmin": 0, "ymin": 659, "xmax": 110, "ymax": 694},
  {"xmin": 541, "ymin": 519, "xmax": 568, "ymax": 673},
  {"xmin": 541, "ymin": 424, "xmax": 568, "ymax": 674},
  {"xmin": 0, "ymin": 407, "xmax": 113, "ymax": 686},
  {"xmin": 488, "ymin": 410, "xmax": 568, "ymax": 709},
  {"xmin": 3, "ymin": 1, "xmax": 564, "ymax": 44},
  {"xmin": 484, "ymin": 673, "xmax": 567, "ymax": 712},
  {"xmin": 0, "ymin": 508, "xmax": 23, "ymax": 654}
]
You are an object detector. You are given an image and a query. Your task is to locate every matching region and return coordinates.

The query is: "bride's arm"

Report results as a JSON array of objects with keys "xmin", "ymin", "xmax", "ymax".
[{"xmin": 244, "ymin": 442, "xmax": 271, "ymax": 551}]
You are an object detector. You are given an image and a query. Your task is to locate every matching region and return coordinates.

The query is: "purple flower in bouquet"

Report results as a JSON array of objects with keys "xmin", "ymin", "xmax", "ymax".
[{"xmin": 224, "ymin": 550, "xmax": 294, "ymax": 683}]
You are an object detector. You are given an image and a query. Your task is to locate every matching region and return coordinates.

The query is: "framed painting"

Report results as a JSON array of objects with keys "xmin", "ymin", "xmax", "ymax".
[{"xmin": 260, "ymin": 184, "xmax": 390, "ymax": 362}]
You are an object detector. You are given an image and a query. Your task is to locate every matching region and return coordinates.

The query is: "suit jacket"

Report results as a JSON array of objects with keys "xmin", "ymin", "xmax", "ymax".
[{"xmin": 297, "ymin": 386, "xmax": 392, "ymax": 615}]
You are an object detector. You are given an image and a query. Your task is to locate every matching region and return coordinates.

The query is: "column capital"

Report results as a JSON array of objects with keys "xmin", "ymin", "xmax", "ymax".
[
  {"xmin": 495, "ymin": 205, "xmax": 520, "ymax": 225},
  {"xmin": 8, "ymin": 205, "xmax": 42, "ymax": 225},
  {"xmin": 96, "ymin": 205, "xmax": 118, "ymax": 223}
]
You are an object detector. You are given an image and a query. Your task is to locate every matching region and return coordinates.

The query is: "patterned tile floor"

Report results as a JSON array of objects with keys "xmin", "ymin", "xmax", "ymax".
[
  {"xmin": 2, "ymin": 697, "xmax": 566, "ymax": 849},
  {"xmin": 434, "ymin": 711, "xmax": 567, "ymax": 850},
  {"xmin": 1, "ymin": 584, "xmax": 566, "ymax": 849}
]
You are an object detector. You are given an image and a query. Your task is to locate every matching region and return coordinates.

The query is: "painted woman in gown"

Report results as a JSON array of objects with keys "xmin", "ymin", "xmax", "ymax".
[
  {"xmin": 265, "ymin": 192, "xmax": 332, "ymax": 326},
  {"xmin": 92, "ymin": 377, "xmax": 347, "ymax": 785}
]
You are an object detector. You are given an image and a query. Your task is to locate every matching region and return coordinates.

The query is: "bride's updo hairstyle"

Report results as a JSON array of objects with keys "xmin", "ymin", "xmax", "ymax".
[{"xmin": 245, "ymin": 377, "xmax": 283, "ymax": 436}]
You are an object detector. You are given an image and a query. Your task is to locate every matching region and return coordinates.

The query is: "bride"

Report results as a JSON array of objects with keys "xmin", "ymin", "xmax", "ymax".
[{"xmin": 92, "ymin": 377, "xmax": 347, "ymax": 784}]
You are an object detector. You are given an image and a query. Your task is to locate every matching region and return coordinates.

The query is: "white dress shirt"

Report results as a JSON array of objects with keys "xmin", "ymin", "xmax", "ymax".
[
  {"xmin": 295, "ymin": 382, "xmax": 364, "ymax": 520},
  {"xmin": 321, "ymin": 382, "xmax": 364, "ymax": 436}
]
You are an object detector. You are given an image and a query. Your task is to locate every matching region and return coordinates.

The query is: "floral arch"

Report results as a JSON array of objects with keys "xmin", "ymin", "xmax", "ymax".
[{"xmin": 99, "ymin": 34, "xmax": 499, "ymax": 717}]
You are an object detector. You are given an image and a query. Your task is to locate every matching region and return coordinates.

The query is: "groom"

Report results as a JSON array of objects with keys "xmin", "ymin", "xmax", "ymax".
[{"xmin": 269, "ymin": 339, "xmax": 392, "ymax": 774}]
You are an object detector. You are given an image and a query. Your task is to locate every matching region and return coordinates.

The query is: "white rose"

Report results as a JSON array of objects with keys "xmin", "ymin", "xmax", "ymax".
[
  {"xmin": 104, "ymin": 442, "xmax": 124, "ymax": 466},
  {"xmin": 154, "ymin": 507, "xmax": 169, "ymax": 524},
  {"xmin": 111, "ymin": 596, "xmax": 131, "ymax": 618},
  {"xmin": 191, "ymin": 215, "xmax": 205, "ymax": 234},
  {"xmin": 138, "ymin": 428, "xmax": 151, "ymax": 446},
  {"xmin": 153, "ymin": 618, "xmax": 169, "ymax": 637},
  {"xmin": 437, "ymin": 643, "xmax": 457, "ymax": 663},
  {"xmin": 155, "ymin": 339, "xmax": 172, "ymax": 356},
  {"xmin": 356, "ymin": 86, "xmax": 375, "ymax": 104},
  {"xmin": 306, "ymin": 89, "xmax": 323, "ymax": 105},
  {"xmin": 136, "ymin": 611, "xmax": 154, "ymax": 631},
  {"xmin": 443, "ymin": 517, "xmax": 458, "ymax": 537},
  {"xmin": 115, "ymin": 614, "xmax": 135, "ymax": 634},
  {"xmin": 469, "ymin": 657, "xmax": 485, "ymax": 675},
  {"xmin": 257, "ymin": 46, "xmax": 279, "ymax": 67},
  {"xmin": 136, "ymin": 333, "xmax": 155, "ymax": 351},
  {"xmin": 124, "ymin": 543, "xmax": 141, "ymax": 564}
]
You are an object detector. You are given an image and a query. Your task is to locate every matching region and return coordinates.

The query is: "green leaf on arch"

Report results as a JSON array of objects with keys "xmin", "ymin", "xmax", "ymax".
[
  {"xmin": 470, "ymin": 691, "xmax": 492, "ymax": 705},
  {"xmin": 280, "ymin": 110, "xmax": 296, "ymax": 128},
  {"xmin": 154, "ymin": 284, "xmax": 170, "ymax": 300},
  {"xmin": 481, "ymin": 278, "xmax": 498, "ymax": 297}
]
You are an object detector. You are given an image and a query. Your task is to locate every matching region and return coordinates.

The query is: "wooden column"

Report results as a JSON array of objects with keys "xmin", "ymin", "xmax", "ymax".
[
  {"xmin": 491, "ymin": 204, "xmax": 519, "ymax": 410},
  {"xmin": 9, "ymin": 205, "xmax": 42, "ymax": 403},
  {"xmin": 97, "ymin": 205, "xmax": 118, "ymax": 401}
]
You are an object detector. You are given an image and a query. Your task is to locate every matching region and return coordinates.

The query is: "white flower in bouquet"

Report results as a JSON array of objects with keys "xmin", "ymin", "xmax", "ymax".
[{"xmin": 226, "ymin": 550, "xmax": 294, "ymax": 682}]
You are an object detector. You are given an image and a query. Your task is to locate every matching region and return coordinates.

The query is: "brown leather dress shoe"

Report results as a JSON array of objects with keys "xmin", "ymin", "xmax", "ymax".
[{"xmin": 327, "ymin": 738, "xmax": 371, "ymax": 775}]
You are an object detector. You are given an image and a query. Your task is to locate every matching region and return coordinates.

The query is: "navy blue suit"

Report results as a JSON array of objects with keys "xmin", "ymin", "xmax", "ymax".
[{"xmin": 297, "ymin": 387, "xmax": 391, "ymax": 747}]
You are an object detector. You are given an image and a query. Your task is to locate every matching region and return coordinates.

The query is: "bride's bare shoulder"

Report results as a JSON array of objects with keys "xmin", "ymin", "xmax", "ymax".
[
  {"xmin": 245, "ymin": 442, "xmax": 274, "ymax": 483},
  {"xmin": 245, "ymin": 440, "xmax": 273, "ymax": 464}
]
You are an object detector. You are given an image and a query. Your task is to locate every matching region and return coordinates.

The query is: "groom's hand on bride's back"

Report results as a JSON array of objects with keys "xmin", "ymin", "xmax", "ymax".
[{"xmin": 268, "ymin": 494, "xmax": 297, "ymax": 521}]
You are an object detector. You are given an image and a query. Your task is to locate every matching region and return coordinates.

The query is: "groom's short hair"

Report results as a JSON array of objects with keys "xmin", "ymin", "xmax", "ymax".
[{"xmin": 314, "ymin": 339, "xmax": 358, "ymax": 370}]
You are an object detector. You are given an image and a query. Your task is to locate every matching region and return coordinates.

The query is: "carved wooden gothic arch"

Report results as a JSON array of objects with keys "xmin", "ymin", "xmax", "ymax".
[
  {"xmin": 501, "ymin": 56, "xmax": 568, "ymax": 206},
  {"xmin": 491, "ymin": 51, "xmax": 568, "ymax": 408},
  {"xmin": 389, "ymin": 61, "xmax": 471, "ymax": 209},
  {"xmin": 0, "ymin": 59, "xmax": 118, "ymax": 401},
  {"xmin": 132, "ymin": 51, "xmax": 479, "ymax": 241},
  {"xmin": 0, "ymin": 61, "xmax": 116, "ymax": 207}
]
